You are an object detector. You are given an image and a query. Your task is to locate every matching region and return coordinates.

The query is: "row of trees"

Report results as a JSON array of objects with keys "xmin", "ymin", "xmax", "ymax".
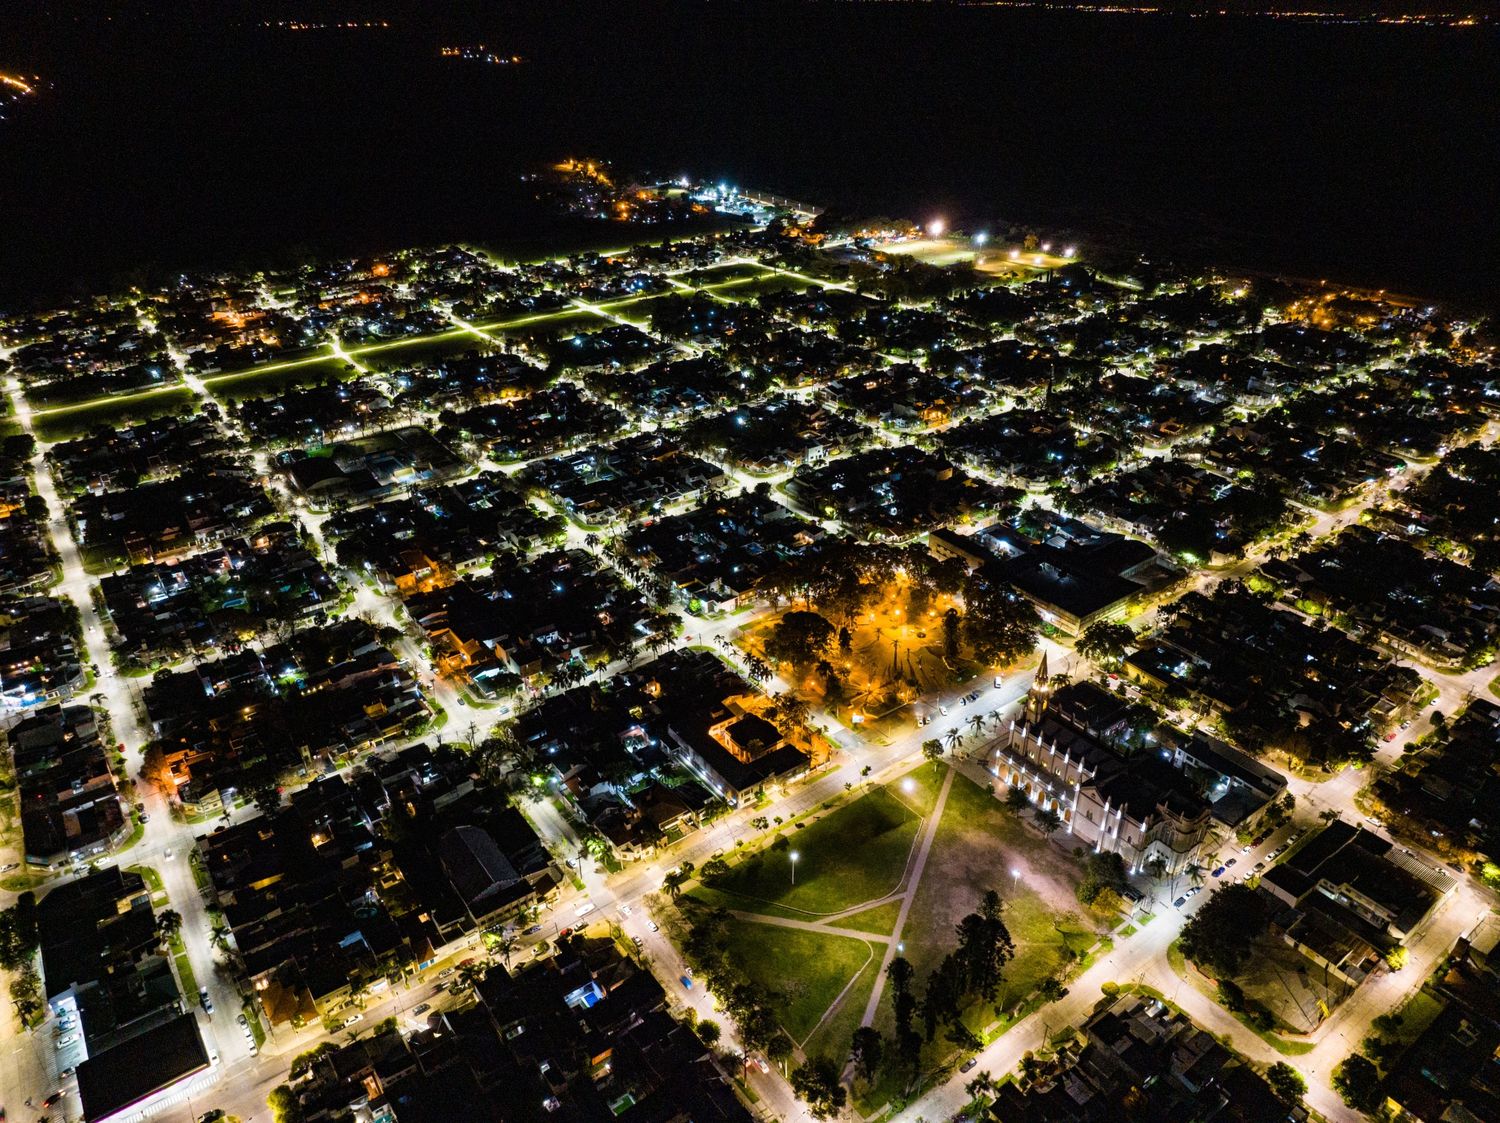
[
  {"xmin": 848, "ymin": 891, "xmax": 1016, "ymax": 1100},
  {"xmin": 0, "ymin": 896, "xmax": 43, "ymax": 1025}
]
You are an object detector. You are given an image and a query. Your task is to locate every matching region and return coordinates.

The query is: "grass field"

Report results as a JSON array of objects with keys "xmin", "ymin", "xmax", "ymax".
[
  {"xmin": 205, "ymin": 356, "xmax": 352, "ymax": 402},
  {"xmin": 693, "ymin": 786, "xmax": 922, "ymax": 917},
  {"xmin": 32, "ymin": 387, "xmax": 198, "ymax": 442},
  {"xmin": 353, "ymin": 331, "xmax": 493, "ymax": 372},
  {"xmin": 680, "ymin": 763, "xmax": 1101, "ymax": 1095},
  {"xmin": 899, "ymin": 771, "xmax": 1098, "ymax": 1015},
  {"xmin": 723, "ymin": 923, "xmax": 879, "ymax": 1047},
  {"xmin": 837, "ymin": 899, "xmax": 905, "ymax": 937},
  {"xmin": 862, "ymin": 770, "xmax": 1101, "ymax": 1111}
]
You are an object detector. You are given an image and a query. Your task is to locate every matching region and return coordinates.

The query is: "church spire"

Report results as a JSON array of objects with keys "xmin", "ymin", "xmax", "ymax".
[{"xmin": 1025, "ymin": 650, "xmax": 1052, "ymax": 725}]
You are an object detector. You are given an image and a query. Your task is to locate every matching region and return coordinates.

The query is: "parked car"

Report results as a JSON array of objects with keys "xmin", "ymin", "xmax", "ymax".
[
  {"xmin": 411, "ymin": 1003, "xmax": 431, "ymax": 1017},
  {"xmin": 199, "ymin": 1111, "xmax": 226, "ymax": 1123},
  {"xmin": 56, "ymin": 1033, "xmax": 76, "ymax": 1048},
  {"xmin": 342, "ymin": 1013, "xmax": 363, "ymax": 1027},
  {"xmin": 1211, "ymin": 866, "xmax": 1226, "ymax": 878},
  {"xmin": 960, "ymin": 1057, "xmax": 978, "ymax": 1073},
  {"xmin": 680, "ymin": 976, "xmax": 694, "ymax": 990},
  {"xmin": 1225, "ymin": 857, "xmax": 1237, "ymax": 867},
  {"xmin": 754, "ymin": 1057, "xmax": 770, "ymax": 1074},
  {"xmin": 1173, "ymin": 896, "xmax": 1187, "ymax": 908}
]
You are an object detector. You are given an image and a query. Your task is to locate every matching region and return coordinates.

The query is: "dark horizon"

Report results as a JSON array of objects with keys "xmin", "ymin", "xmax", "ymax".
[{"xmin": 2, "ymin": 0, "xmax": 1497, "ymax": 312}]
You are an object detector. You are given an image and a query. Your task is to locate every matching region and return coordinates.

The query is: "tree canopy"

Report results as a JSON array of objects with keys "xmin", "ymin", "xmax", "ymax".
[
  {"xmin": 764, "ymin": 610, "xmax": 836, "ymax": 668},
  {"xmin": 1178, "ymin": 882, "xmax": 1268, "ymax": 979}
]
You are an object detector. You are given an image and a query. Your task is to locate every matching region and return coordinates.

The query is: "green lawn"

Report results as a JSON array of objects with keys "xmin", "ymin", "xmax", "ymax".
[
  {"xmin": 169, "ymin": 933, "xmax": 198, "ymax": 997},
  {"xmin": 692, "ymin": 785, "xmax": 921, "ymax": 916},
  {"xmin": 838, "ymin": 899, "xmax": 905, "ymax": 937},
  {"xmin": 722, "ymin": 921, "xmax": 878, "ymax": 1050},
  {"xmin": 899, "ymin": 772, "xmax": 1097, "ymax": 1015},
  {"xmin": 125, "ymin": 863, "xmax": 162, "ymax": 892},
  {"xmin": 205, "ymin": 356, "xmax": 349, "ymax": 402},
  {"xmin": 858, "ymin": 769, "xmax": 1102, "ymax": 1112},
  {"xmin": 0, "ymin": 870, "xmax": 49, "ymax": 893},
  {"xmin": 804, "ymin": 952, "xmax": 880, "ymax": 1063},
  {"xmin": 32, "ymin": 387, "xmax": 198, "ymax": 442}
]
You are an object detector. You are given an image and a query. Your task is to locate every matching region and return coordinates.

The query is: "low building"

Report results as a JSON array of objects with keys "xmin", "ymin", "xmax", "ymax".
[
  {"xmin": 76, "ymin": 1014, "xmax": 212, "ymax": 1123},
  {"xmin": 1261, "ymin": 818, "xmax": 1454, "ymax": 944},
  {"xmin": 9, "ymin": 703, "xmax": 127, "ymax": 868}
]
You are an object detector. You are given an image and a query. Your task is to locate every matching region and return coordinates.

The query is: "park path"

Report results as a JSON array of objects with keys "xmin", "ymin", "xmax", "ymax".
[
  {"xmin": 820, "ymin": 893, "xmax": 903, "ymax": 926},
  {"xmin": 727, "ymin": 910, "xmax": 894, "ymax": 944},
  {"xmin": 857, "ymin": 764, "xmax": 957, "ymax": 1030}
]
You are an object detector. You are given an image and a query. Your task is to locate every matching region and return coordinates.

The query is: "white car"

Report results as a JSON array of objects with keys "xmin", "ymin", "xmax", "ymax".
[
  {"xmin": 56, "ymin": 1033, "xmax": 77, "ymax": 1048},
  {"xmin": 343, "ymin": 1013, "xmax": 364, "ymax": 1027}
]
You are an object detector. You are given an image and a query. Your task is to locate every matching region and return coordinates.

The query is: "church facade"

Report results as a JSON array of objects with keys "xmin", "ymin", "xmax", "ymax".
[{"xmin": 988, "ymin": 655, "xmax": 1213, "ymax": 876}]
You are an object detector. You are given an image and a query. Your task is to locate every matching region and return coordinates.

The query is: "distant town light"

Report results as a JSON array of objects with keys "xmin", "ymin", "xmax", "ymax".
[
  {"xmin": 1064, "ymin": 245, "xmax": 1077, "ymax": 257},
  {"xmin": 974, "ymin": 231, "xmax": 988, "ymax": 246},
  {"xmin": 927, "ymin": 218, "xmax": 945, "ymax": 237},
  {"xmin": 1008, "ymin": 248, "xmax": 1020, "ymax": 260}
]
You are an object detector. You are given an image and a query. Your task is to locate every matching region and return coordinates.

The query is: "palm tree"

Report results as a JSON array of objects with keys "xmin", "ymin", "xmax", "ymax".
[
  {"xmin": 155, "ymin": 909, "xmax": 183, "ymax": 945},
  {"xmin": 968, "ymin": 712, "xmax": 986, "ymax": 742},
  {"xmin": 942, "ymin": 725, "xmax": 964, "ymax": 752},
  {"xmin": 965, "ymin": 1070, "xmax": 996, "ymax": 1100},
  {"xmin": 494, "ymin": 933, "xmax": 517, "ymax": 968},
  {"xmin": 1185, "ymin": 861, "xmax": 1205, "ymax": 887},
  {"xmin": 1033, "ymin": 805, "xmax": 1062, "ymax": 836},
  {"xmin": 1145, "ymin": 856, "xmax": 1167, "ymax": 905}
]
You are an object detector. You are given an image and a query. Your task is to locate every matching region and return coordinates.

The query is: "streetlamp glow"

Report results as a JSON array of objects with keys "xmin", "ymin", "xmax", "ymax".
[
  {"xmin": 928, "ymin": 218, "xmax": 945, "ymax": 237},
  {"xmin": 1011, "ymin": 867, "xmax": 1021, "ymax": 893},
  {"xmin": 790, "ymin": 850, "xmax": 800, "ymax": 885},
  {"xmin": 974, "ymin": 231, "xmax": 988, "ymax": 247}
]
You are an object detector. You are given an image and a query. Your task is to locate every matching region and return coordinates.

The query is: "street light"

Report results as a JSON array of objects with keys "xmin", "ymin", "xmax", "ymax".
[
  {"xmin": 1011, "ymin": 867, "xmax": 1021, "ymax": 893},
  {"xmin": 790, "ymin": 850, "xmax": 800, "ymax": 885}
]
